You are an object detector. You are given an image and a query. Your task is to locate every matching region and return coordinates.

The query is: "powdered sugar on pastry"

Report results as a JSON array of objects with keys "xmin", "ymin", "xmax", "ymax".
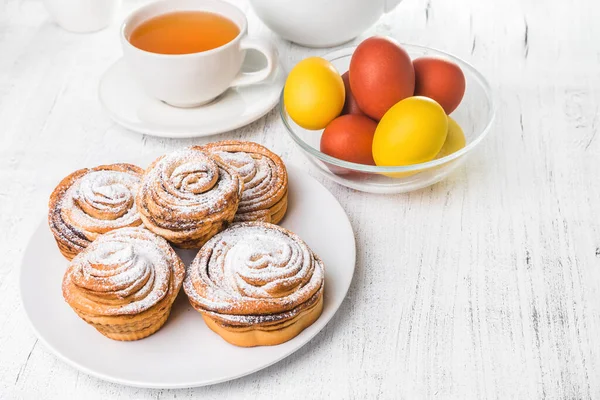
[
  {"xmin": 136, "ymin": 147, "xmax": 242, "ymax": 249},
  {"xmin": 202, "ymin": 141, "xmax": 288, "ymax": 224},
  {"xmin": 183, "ymin": 222, "xmax": 324, "ymax": 322},
  {"xmin": 48, "ymin": 163, "xmax": 144, "ymax": 260},
  {"xmin": 64, "ymin": 170, "xmax": 141, "ymax": 230},
  {"xmin": 63, "ymin": 227, "xmax": 184, "ymax": 316}
]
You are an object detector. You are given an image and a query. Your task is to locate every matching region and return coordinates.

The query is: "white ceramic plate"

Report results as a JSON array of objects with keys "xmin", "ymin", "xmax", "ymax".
[
  {"xmin": 98, "ymin": 52, "xmax": 286, "ymax": 139},
  {"xmin": 20, "ymin": 165, "xmax": 355, "ymax": 389}
]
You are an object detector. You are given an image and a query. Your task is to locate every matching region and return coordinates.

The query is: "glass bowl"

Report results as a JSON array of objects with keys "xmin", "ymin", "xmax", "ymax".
[{"xmin": 279, "ymin": 43, "xmax": 495, "ymax": 194}]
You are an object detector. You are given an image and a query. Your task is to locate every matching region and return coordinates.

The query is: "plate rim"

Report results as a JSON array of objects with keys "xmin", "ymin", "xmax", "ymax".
[
  {"xmin": 19, "ymin": 165, "xmax": 356, "ymax": 389},
  {"xmin": 97, "ymin": 58, "xmax": 286, "ymax": 139}
]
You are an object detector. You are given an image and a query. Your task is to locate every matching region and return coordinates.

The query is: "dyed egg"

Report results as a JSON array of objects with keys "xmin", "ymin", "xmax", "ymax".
[
  {"xmin": 372, "ymin": 96, "xmax": 448, "ymax": 166},
  {"xmin": 349, "ymin": 36, "xmax": 415, "ymax": 120},
  {"xmin": 341, "ymin": 72, "xmax": 365, "ymax": 116},
  {"xmin": 321, "ymin": 115, "xmax": 377, "ymax": 166},
  {"xmin": 413, "ymin": 57, "xmax": 466, "ymax": 114},
  {"xmin": 436, "ymin": 117, "xmax": 466, "ymax": 158},
  {"xmin": 284, "ymin": 57, "xmax": 345, "ymax": 130}
]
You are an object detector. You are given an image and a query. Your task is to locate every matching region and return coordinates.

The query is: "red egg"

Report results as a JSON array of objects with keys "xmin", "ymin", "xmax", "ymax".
[
  {"xmin": 320, "ymin": 115, "xmax": 377, "ymax": 168},
  {"xmin": 341, "ymin": 72, "xmax": 365, "ymax": 116},
  {"xmin": 349, "ymin": 36, "xmax": 415, "ymax": 120},
  {"xmin": 413, "ymin": 57, "xmax": 466, "ymax": 114}
]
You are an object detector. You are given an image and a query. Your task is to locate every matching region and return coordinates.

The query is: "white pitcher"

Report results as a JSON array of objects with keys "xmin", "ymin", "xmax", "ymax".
[
  {"xmin": 248, "ymin": 0, "xmax": 403, "ymax": 48},
  {"xmin": 43, "ymin": 0, "xmax": 121, "ymax": 33}
]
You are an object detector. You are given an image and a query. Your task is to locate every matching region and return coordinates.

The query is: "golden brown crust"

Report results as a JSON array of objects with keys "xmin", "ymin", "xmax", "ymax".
[
  {"xmin": 136, "ymin": 148, "xmax": 242, "ymax": 249},
  {"xmin": 200, "ymin": 141, "xmax": 288, "ymax": 224},
  {"xmin": 62, "ymin": 227, "xmax": 185, "ymax": 341},
  {"xmin": 48, "ymin": 163, "xmax": 144, "ymax": 260},
  {"xmin": 183, "ymin": 221, "xmax": 325, "ymax": 347},
  {"xmin": 201, "ymin": 295, "xmax": 323, "ymax": 347}
]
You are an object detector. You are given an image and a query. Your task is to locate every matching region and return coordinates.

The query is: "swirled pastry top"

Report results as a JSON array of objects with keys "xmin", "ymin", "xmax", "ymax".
[
  {"xmin": 48, "ymin": 163, "xmax": 144, "ymax": 257},
  {"xmin": 62, "ymin": 227, "xmax": 185, "ymax": 316},
  {"xmin": 184, "ymin": 222, "xmax": 324, "ymax": 325},
  {"xmin": 135, "ymin": 148, "xmax": 242, "ymax": 236},
  {"xmin": 201, "ymin": 141, "xmax": 287, "ymax": 221}
]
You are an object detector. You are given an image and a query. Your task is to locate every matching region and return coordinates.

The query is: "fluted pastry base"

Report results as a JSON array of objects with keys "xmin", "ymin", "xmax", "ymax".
[
  {"xmin": 72, "ymin": 297, "xmax": 174, "ymax": 341},
  {"xmin": 232, "ymin": 191, "xmax": 288, "ymax": 224},
  {"xmin": 269, "ymin": 193, "xmax": 288, "ymax": 225},
  {"xmin": 138, "ymin": 212, "xmax": 232, "ymax": 249},
  {"xmin": 53, "ymin": 236, "xmax": 82, "ymax": 261},
  {"xmin": 200, "ymin": 294, "xmax": 323, "ymax": 347}
]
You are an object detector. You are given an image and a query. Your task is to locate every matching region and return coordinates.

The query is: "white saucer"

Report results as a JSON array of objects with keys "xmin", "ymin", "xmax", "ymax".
[
  {"xmin": 20, "ymin": 165, "xmax": 356, "ymax": 389},
  {"xmin": 98, "ymin": 54, "xmax": 286, "ymax": 138}
]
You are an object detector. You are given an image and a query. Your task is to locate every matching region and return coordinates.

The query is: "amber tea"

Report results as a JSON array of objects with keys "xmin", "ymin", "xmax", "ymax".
[{"xmin": 129, "ymin": 11, "xmax": 240, "ymax": 55}]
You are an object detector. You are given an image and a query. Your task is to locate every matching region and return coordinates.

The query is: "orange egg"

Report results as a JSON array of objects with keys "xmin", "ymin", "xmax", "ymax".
[
  {"xmin": 320, "ymin": 115, "xmax": 377, "ymax": 166},
  {"xmin": 349, "ymin": 36, "xmax": 415, "ymax": 121},
  {"xmin": 341, "ymin": 72, "xmax": 365, "ymax": 116},
  {"xmin": 413, "ymin": 57, "xmax": 466, "ymax": 114}
]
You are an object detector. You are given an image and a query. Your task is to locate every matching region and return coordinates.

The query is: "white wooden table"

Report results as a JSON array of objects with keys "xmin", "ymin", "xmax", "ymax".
[{"xmin": 1, "ymin": 0, "xmax": 599, "ymax": 398}]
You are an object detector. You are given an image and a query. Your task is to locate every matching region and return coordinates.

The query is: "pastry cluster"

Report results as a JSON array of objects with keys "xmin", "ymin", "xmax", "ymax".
[{"xmin": 49, "ymin": 141, "xmax": 324, "ymax": 346}]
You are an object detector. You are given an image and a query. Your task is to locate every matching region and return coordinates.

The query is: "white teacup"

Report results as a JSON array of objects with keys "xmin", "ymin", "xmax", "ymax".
[{"xmin": 121, "ymin": 0, "xmax": 278, "ymax": 108}]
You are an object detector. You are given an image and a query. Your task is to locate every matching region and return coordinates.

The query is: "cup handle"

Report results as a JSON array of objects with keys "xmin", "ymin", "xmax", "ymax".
[{"xmin": 229, "ymin": 37, "xmax": 278, "ymax": 87}]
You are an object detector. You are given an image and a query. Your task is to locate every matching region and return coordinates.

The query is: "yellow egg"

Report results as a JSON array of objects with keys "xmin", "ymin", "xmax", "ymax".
[
  {"xmin": 372, "ymin": 96, "xmax": 448, "ymax": 167},
  {"xmin": 436, "ymin": 117, "xmax": 466, "ymax": 159},
  {"xmin": 284, "ymin": 57, "xmax": 345, "ymax": 130}
]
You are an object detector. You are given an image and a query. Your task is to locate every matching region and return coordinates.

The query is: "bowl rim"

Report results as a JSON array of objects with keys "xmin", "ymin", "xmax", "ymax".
[{"xmin": 279, "ymin": 42, "xmax": 496, "ymax": 173}]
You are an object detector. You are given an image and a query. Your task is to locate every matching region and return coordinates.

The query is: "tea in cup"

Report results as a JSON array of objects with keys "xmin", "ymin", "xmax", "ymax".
[{"xmin": 121, "ymin": 0, "xmax": 277, "ymax": 108}]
